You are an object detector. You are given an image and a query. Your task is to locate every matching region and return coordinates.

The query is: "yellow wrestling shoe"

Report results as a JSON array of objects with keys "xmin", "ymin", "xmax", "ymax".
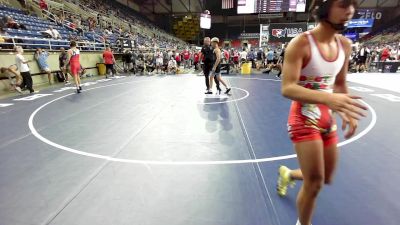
[{"xmin": 277, "ymin": 165, "xmax": 295, "ymax": 197}]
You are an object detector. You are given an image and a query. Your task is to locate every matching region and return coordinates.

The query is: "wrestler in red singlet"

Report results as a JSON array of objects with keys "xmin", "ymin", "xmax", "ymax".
[
  {"xmin": 69, "ymin": 48, "xmax": 80, "ymax": 76},
  {"xmin": 276, "ymin": 1, "xmax": 368, "ymax": 225},
  {"xmin": 287, "ymin": 31, "xmax": 345, "ymax": 147},
  {"xmin": 67, "ymin": 41, "xmax": 82, "ymax": 93}
]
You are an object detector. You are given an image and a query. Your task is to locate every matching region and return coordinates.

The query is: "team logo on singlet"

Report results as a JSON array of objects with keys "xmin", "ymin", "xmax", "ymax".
[
  {"xmin": 301, "ymin": 104, "xmax": 321, "ymax": 121},
  {"xmin": 298, "ymin": 75, "xmax": 334, "ymax": 90}
]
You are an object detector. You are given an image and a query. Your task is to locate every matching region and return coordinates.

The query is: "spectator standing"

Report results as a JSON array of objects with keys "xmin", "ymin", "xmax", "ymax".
[
  {"xmin": 247, "ymin": 49, "xmax": 255, "ymax": 68},
  {"xmin": 239, "ymin": 48, "xmax": 247, "ymax": 66},
  {"xmin": 256, "ymin": 48, "xmax": 265, "ymax": 70},
  {"xmin": 15, "ymin": 46, "xmax": 35, "ymax": 93},
  {"xmin": 266, "ymin": 48, "xmax": 275, "ymax": 71},
  {"xmin": 233, "ymin": 49, "xmax": 240, "ymax": 73},
  {"xmin": 103, "ymin": 47, "xmax": 115, "ymax": 78},
  {"xmin": 155, "ymin": 49, "xmax": 163, "ymax": 74},
  {"xmin": 356, "ymin": 45, "xmax": 369, "ymax": 72},
  {"xmin": 182, "ymin": 48, "xmax": 191, "ymax": 69},
  {"xmin": 34, "ymin": 48, "xmax": 52, "ymax": 84},
  {"xmin": 193, "ymin": 51, "xmax": 200, "ymax": 70},
  {"xmin": 59, "ymin": 47, "xmax": 69, "ymax": 84},
  {"xmin": 381, "ymin": 46, "xmax": 390, "ymax": 61}
]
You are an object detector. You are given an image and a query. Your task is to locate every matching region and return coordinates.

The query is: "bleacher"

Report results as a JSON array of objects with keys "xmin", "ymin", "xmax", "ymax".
[
  {"xmin": 0, "ymin": 0, "xmax": 188, "ymax": 52},
  {"xmin": 0, "ymin": 4, "xmax": 107, "ymax": 50},
  {"xmin": 76, "ymin": 0, "xmax": 187, "ymax": 49},
  {"xmin": 360, "ymin": 17, "xmax": 400, "ymax": 45},
  {"xmin": 0, "ymin": 6, "xmax": 65, "ymax": 48}
]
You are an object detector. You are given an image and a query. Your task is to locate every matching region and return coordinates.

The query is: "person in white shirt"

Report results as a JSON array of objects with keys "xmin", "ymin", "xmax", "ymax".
[
  {"xmin": 390, "ymin": 47, "xmax": 398, "ymax": 61},
  {"xmin": 48, "ymin": 26, "xmax": 60, "ymax": 39},
  {"xmin": 167, "ymin": 57, "xmax": 177, "ymax": 74},
  {"xmin": 14, "ymin": 46, "xmax": 35, "ymax": 93},
  {"xmin": 41, "ymin": 26, "xmax": 61, "ymax": 39},
  {"xmin": 167, "ymin": 50, "xmax": 173, "ymax": 60},
  {"xmin": 356, "ymin": 45, "xmax": 370, "ymax": 72},
  {"xmin": 155, "ymin": 50, "xmax": 164, "ymax": 74},
  {"xmin": 239, "ymin": 48, "xmax": 248, "ymax": 67}
]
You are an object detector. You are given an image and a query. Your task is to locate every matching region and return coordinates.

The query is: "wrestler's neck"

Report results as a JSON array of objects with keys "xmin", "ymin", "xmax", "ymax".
[{"xmin": 313, "ymin": 21, "xmax": 338, "ymax": 43}]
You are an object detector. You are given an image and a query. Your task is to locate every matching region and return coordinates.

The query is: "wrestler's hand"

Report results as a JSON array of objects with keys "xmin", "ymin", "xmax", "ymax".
[
  {"xmin": 326, "ymin": 93, "xmax": 367, "ymax": 120},
  {"xmin": 338, "ymin": 112, "xmax": 358, "ymax": 139}
]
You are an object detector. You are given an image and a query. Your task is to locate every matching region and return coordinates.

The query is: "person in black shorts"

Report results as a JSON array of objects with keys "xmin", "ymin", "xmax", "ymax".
[
  {"xmin": 206, "ymin": 37, "xmax": 231, "ymax": 95},
  {"xmin": 356, "ymin": 45, "xmax": 369, "ymax": 72},
  {"xmin": 273, "ymin": 50, "xmax": 279, "ymax": 64},
  {"xmin": 200, "ymin": 37, "xmax": 220, "ymax": 93},
  {"xmin": 256, "ymin": 48, "xmax": 265, "ymax": 70},
  {"xmin": 59, "ymin": 47, "xmax": 69, "ymax": 84},
  {"xmin": 145, "ymin": 55, "xmax": 155, "ymax": 75},
  {"xmin": 103, "ymin": 47, "xmax": 115, "ymax": 78},
  {"xmin": 274, "ymin": 45, "xmax": 287, "ymax": 78},
  {"xmin": 122, "ymin": 50, "xmax": 133, "ymax": 73}
]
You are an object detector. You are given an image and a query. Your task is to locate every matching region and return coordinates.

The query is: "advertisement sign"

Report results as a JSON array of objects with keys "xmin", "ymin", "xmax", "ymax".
[
  {"xmin": 268, "ymin": 23, "xmax": 307, "ymax": 42},
  {"xmin": 200, "ymin": 13, "xmax": 211, "ymax": 29},
  {"xmin": 353, "ymin": 8, "xmax": 389, "ymax": 28},
  {"xmin": 259, "ymin": 24, "xmax": 269, "ymax": 47},
  {"xmin": 347, "ymin": 19, "xmax": 374, "ymax": 28},
  {"xmin": 355, "ymin": 9, "xmax": 383, "ymax": 20}
]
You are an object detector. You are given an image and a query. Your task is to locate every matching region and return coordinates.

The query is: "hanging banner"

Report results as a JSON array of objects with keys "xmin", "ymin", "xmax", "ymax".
[
  {"xmin": 269, "ymin": 23, "xmax": 307, "ymax": 42},
  {"xmin": 259, "ymin": 24, "xmax": 269, "ymax": 47}
]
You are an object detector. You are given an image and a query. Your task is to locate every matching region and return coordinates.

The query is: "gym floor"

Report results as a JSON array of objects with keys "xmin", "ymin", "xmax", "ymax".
[{"xmin": 0, "ymin": 73, "xmax": 399, "ymax": 225}]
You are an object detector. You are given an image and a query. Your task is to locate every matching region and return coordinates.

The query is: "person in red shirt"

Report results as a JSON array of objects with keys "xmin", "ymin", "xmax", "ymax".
[
  {"xmin": 182, "ymin": 48, "xmax": 191, "ymax": 69},
  {"xmin": 103, "ymin": 47, "xmax": 115, "ymax": 78},
  {"xmin": 222, "ymin": 49, "xmax": 230, "ymax": 64},
  {"xmin": 193, "ymin": 51, "xmax": 200, "ymax": 70},
  {"xmin": 39, "ymin": 0, "xmax": 48, "ymax": 10},
  {"xmin": 380, "ymin": 46, "xmax": 390, "ymax": 62},
  {"xmin": 175, "ymin": 52, "xmax": 181, "ymax": 68}
]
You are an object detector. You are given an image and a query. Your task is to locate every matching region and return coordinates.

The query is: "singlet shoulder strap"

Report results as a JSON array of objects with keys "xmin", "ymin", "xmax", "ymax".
[{"xmin": 303, "ymin": 31, "xmax": 318, "ymax": 50}]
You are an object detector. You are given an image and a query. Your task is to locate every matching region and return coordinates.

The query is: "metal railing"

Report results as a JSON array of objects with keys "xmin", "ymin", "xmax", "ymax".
[
  {"xmin": 34, "ymin": 0, "xmax": 186, "ymax": 47},
  {"xmin": 27, "ymin": 1, "xmax": 103, "ymax": 44},
  {"xmin": 1, "ymin": 36, "xmax": 106, "ymax": 51}
]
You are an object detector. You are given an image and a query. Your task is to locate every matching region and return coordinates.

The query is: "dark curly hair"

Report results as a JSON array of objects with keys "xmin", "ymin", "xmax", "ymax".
[{"xmin": 309, "ymin": 0, "xmax": 358, "ymax": 21}]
